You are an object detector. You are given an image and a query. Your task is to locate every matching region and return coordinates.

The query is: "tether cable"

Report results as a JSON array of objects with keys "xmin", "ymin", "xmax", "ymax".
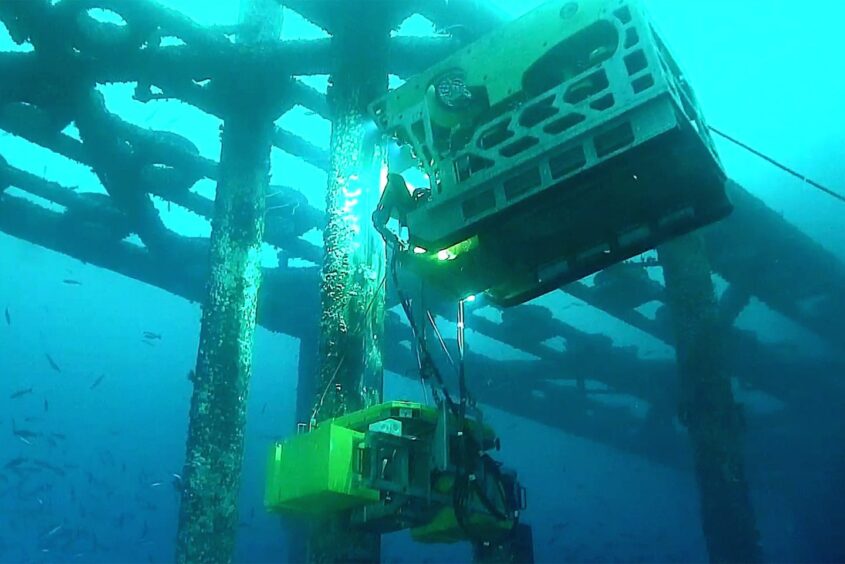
[{"xmin": 708, "ymin": 125, "xmax": 845, "ymax": 205}]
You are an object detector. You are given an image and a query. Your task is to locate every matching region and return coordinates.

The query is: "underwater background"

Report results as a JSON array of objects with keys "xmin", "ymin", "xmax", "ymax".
[{"xmin": 1, "ymin": 0, "xmax": 844, "ymax": 562}]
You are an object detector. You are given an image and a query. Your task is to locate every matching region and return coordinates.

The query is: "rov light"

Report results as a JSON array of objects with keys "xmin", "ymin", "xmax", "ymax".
[
  {"xmin": 413, "ymin": 246, "xmax": 428, "ymax": 254},
  {"xmin": 433, "ymin": 237, "xmax": 478, "ymax": 262},
  {"xmin": 465, "ymin": 295, "xmax": 477, "ymax": 303}
]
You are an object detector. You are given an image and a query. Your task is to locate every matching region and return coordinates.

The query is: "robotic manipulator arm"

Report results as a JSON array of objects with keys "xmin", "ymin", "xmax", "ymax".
[{"xmin": 372, "ymin": 172, "xmax": 429, "ymax": 251}]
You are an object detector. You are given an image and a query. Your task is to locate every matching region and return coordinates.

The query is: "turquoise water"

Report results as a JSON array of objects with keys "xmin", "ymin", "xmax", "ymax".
[{"xmin": 1, "ymin": 1, "xmax": 843, "ymax": 562}]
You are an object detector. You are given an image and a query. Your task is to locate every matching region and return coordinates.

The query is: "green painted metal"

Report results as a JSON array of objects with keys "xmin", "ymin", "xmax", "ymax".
[
  {"xmin": 266, "ymin": 402, "xmax": 435, "ymax": 518},
  {"xmin": 411, "ymin": 506, "xmax": 513, "ymax": 545},
  {"xmin": 265, "ymin": 423, "xmax": 380, "ymax": 515},
  {"xmin": 331, "ymin": 400, "xmax": 436, "ymax": 430},
  {"xmin": 265, "ymin": 398, "xmax": 510, "ymax": 548}
]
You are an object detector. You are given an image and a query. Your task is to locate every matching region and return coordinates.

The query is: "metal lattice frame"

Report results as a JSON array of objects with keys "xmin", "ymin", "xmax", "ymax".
[{"xmin": 0, "ymin": 0, "xmax": 843, "ymax": 470}]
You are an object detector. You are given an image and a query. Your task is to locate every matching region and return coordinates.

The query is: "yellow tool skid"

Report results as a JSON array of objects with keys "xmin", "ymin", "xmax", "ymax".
[
  {"xmin": 411, "ymin": 506, "xmax": 514, "ymax": 544},
  {"xmin": 264, "ymin": 422, "xmax": 379, "ymax": 515},
  {"xmin": 265, "ymin": 402, "xmax": 435, "ymax": 515},
  {"xmin": 264, "ymin": 401, "xmax": 497, "ymax": 516}
]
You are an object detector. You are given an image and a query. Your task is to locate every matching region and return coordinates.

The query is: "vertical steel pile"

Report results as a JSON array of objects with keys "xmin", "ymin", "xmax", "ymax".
[
  {"xmin": 307, "ymin": 3, "xmax": 390, "ymax": 562},
  {"xmin": 175, "ymin": 1, "xmax": 282, "ymax": 562},
  {"xmin": 659, "ymin": 234, "xmax": 761, "ymax": 564}
]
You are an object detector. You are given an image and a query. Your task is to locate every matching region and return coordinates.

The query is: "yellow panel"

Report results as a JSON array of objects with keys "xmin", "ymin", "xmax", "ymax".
[
  {"xmin": 411, "ymin": 507, "xmax": 514, "ymax": 544},
  {"xmin": 264, "ymin": 423, "xmax": 379, "ymax": 515}
]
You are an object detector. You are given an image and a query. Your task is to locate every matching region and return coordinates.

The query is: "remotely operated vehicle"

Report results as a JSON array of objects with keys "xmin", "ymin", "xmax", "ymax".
[
  {"xmin": 371, "ymin": 0, "xmax": 731, "ymax": 305},
  {"xmin": 265, "ymin": 0, "xmax": 732, "ymax": 551}
]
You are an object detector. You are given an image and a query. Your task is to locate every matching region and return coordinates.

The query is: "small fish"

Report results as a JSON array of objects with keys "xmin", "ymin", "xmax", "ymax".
[
  {"xmin": 45, "ymin": 353, "xmax": 61, "ymax": 372},
  {"xmin": 12, "ymin": 421, "xmax": 39, "ymax": 439},
  {"xmin": 9, "ymin": 387, "xmax": 33, "ymax": 399},
  {"xmin": 149, "ymin": 482, "xmax": 162, "ymax": 488},
  {"xmin": 90, "ymin": 374, "xmax": 105, "ymax": 390},
  {"xmin": 62, "ymin": 279, "xmax": 81, "ymax": 285},
  {"xmin": 44, "ymin": 524, "xmax": 63, "ymax": 538},
  {"xmin": 43, "ymin": 399, "xmax": 48, "ymax": 413},
  {"xmin": 4, "ymin": 307, "xmax": 9, "ymax": 325},
  {"xmin": 99, "ymin": 450, "xmax": 115, "ymax": 466},
  {"xmin": 142, "ymin": 331, "xmax": 162, "ymax": 340},
  {"xmin": 4, "ymin": 457, "xmax": 27, "ymax": 469},
  {"xmin": 17, "ymin": 436, "xmax": 32, "ymax": 446},
  {"xmin": 33, "ymin": 460, "xmax": 65, "ymax": 476}
]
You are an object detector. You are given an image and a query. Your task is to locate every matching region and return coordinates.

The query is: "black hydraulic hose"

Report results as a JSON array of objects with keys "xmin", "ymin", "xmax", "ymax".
[
  {"xmin": 391, "ymin": 252, "xmax": 459, "ymax": 416},
  {"xmin": 390, "ymin": 253, "xmax": 517, "ymax": 543},
  {"xmin": 457, "ymin": 300, "xmax": 467, "ymax": 416},
  {"xmin": 426, "ymin": 311, "xmax": 456, "ymax": 369}
]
